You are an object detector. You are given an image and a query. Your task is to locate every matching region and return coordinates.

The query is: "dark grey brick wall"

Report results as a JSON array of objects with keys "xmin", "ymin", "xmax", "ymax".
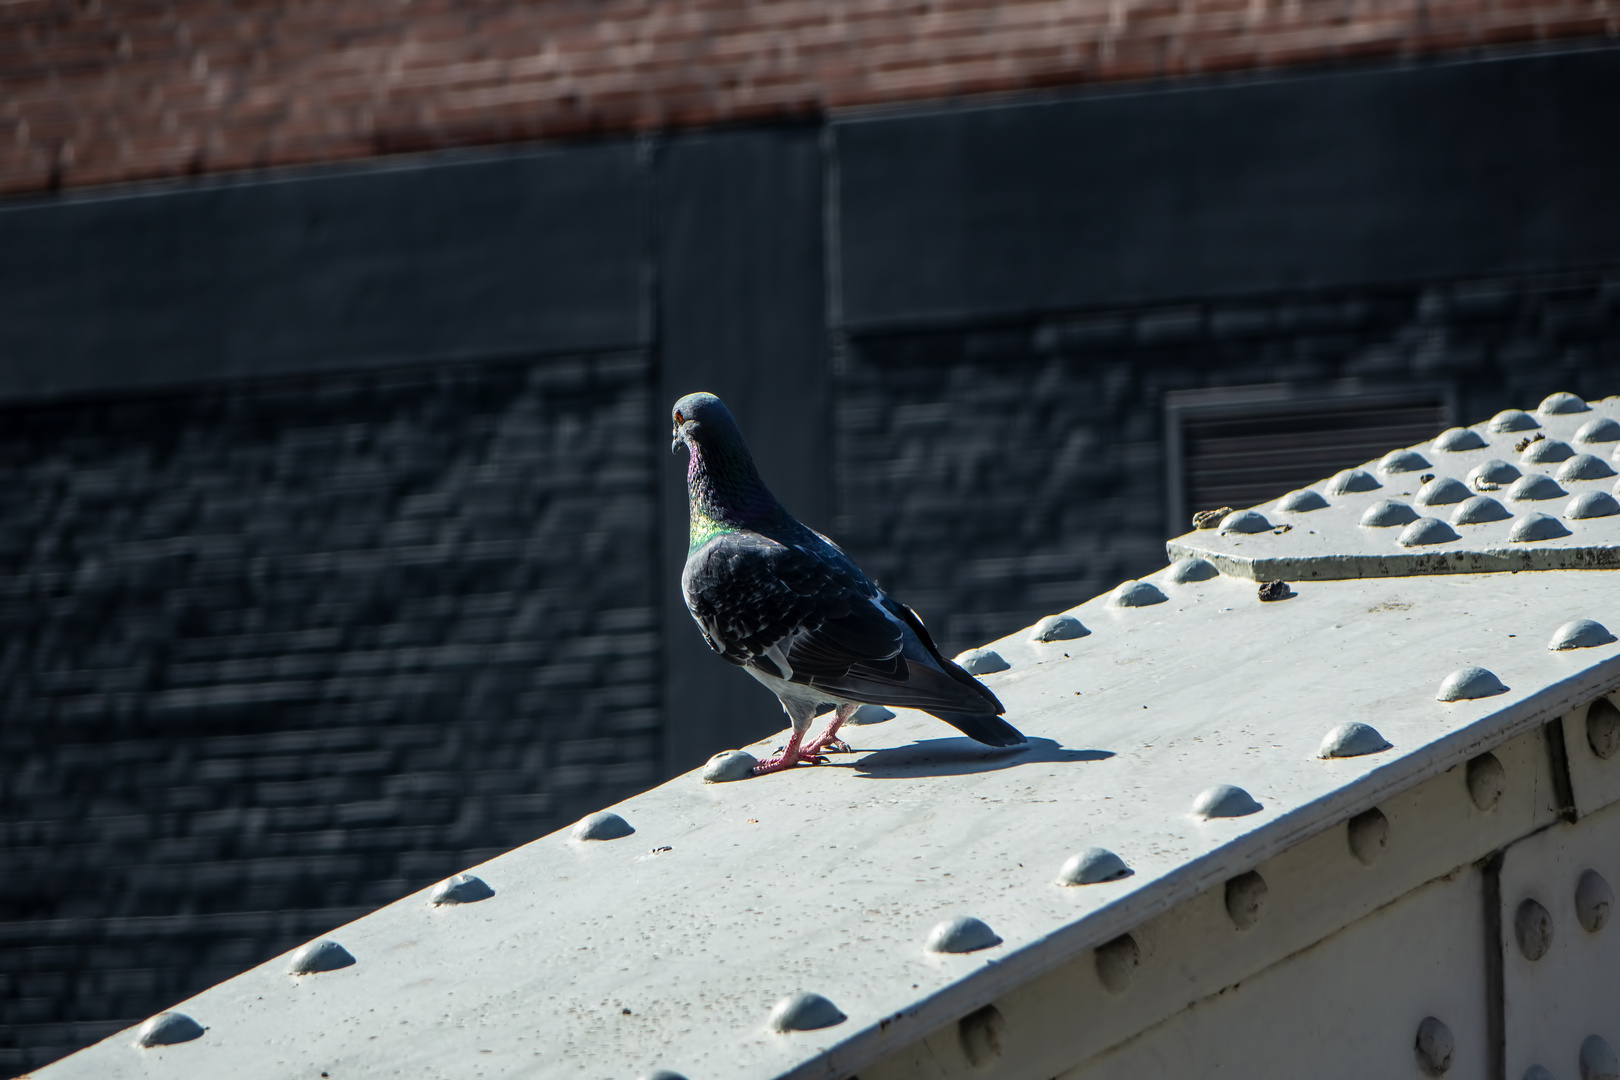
[
  {"xmin": 833, "ymin": 270, "xmax": 1620, "ymax": 655},
  {"xmin": 0, "ymin": 352, "xmax": 659, "ymax": 1073}
]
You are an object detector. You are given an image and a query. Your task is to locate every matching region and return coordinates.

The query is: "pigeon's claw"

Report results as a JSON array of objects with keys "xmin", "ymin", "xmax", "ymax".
[
  {"xmin": 799, "ymin": 704, "xmax": 858, "ymax": 759},
  {"xmin": 751, "ymin": 729, "xmax": 821, "ymax": 775},
  {"xmin": 751, "ymin": 748, "xmax": 823, "ymax": 775}
]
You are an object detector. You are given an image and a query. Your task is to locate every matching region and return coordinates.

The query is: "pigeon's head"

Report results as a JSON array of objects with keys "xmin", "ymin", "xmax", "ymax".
[
  {"xmin": 671, "ymin": 391, "xmax": 779, "ymax": 520},
  {"xmin": 670, "ymin": 392, "xmax": 743, "ymax": 456}
]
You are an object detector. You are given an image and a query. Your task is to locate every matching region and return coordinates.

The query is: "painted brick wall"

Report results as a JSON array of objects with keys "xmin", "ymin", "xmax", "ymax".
[
  {"xmin": 833, "ymin": 269, "xmax": 1620, "ymax": 654},
  {"xmin": 0, "ymin": 352, "xmax": 660, "ymax": 1073},
  {"xmin": 4, "ymin": 0, "xmax": 1618, "ymax": 195}
]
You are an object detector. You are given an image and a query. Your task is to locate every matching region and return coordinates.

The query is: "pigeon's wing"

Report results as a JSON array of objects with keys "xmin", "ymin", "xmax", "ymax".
[
  {"xmin": 682, "ymin": 531, "xmax": 900, "ymax": 678},
  {"xmin": 682, "ymin": 532, "xmax": 1007, "ymax": 717}
]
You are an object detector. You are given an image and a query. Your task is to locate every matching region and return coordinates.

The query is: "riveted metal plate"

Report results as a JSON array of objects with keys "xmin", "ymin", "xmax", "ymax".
[
  {"xmin": 1499, "ymin": 799, "xmax": 1620, "ymax": 1080},
  {"xmin": 1168, "ymin": 397, "xmax": 1620, "ymax": 581},
  {"xmin": 1059, "ymin": 872, "xmax": 1487, "ymax": 1080},
  {"xmin": 862, "ymin": 726, "xmax": 1554, "ymax": 1080},
  {"xmin": 1559, "ymin": 691, "xmax": 1620, "ymax": 818}
]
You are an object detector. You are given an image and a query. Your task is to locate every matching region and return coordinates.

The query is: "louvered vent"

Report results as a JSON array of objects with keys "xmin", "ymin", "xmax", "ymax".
[{"xmin": 1166, "ymin": 385, "xmax": 1451, "ymax": 531}]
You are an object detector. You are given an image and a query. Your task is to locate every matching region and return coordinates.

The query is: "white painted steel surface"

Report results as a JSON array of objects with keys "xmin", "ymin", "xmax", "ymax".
[
  {"xmin": 1168, "ymin": 396, "xmax": 1620, "ymax": 581},
  {"xmin": 1560, "ymin": 691, "xmax": 1620, "ymax": 818},
  {"xmin": 1059, "ymin": 871, "xmax": 1488, "ymax": 1080},
  {"xmin": 1500, "ymin": 799, "xmax": 1620, "ymax": 1080},
  {"xmin": 863, "ymin": 724, "xmax": 1556, "ymax": 1080},
  {"xmin": 35, "ymin": 393, "xmax": 1620, "ymax": 1080},
  {"xmin": 41, "ymin": 567, "xmax": 1619, "ymax": 1080}
]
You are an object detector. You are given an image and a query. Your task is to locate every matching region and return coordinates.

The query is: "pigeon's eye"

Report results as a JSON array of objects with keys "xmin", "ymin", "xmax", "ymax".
[{"xmin": 674, "ymin": 411, "xmax": 685, "ymax": 425}]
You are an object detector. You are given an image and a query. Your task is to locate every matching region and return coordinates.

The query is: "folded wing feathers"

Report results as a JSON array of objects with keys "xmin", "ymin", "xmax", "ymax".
[{"xmin": 684, "ymin": 531, "xmax": 1005, "ymax": 717}]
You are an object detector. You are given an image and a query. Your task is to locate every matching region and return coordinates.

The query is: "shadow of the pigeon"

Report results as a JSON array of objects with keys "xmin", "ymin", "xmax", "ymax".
[{"xmin": 835, "ymin": 736, "xmax": 1112, "ymax": 779}]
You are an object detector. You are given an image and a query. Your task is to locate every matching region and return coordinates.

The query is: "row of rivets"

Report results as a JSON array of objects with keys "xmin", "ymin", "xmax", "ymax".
[
  {"xmin": 749, "ymin": 622, "xmax": 1612, "ymax": 1050},
  {"xmin": 1523, "ymin": 1035, "xmax": 1620, "ymax": 1080},
  {"xmin": 729, "ymin": 627, "xmax": 1609, "ymax": 1045},
  {"xmin": 133, "ymin": 867, "xmax": 497, "ymax": 1049},
  {"xmin": 1515, "ymin": 870, "xmax": 1614, "ymax": 962}
]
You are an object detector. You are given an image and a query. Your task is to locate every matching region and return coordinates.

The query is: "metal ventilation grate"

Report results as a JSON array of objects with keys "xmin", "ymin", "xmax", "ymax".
[{"xmin": 1165, "ymin": 384, "xmax": 1452, "ymax": 532}]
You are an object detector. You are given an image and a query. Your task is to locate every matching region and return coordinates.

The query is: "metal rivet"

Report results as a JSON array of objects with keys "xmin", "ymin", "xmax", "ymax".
[
  {"xmin": 848, "ymin": 704, "xmax": 895, "ymax": 725},
  {"xmin": 1581, "ymin": 1034, "xmax": 1620, "ymax": 1080},
  {"xmin": 637, "ymin": 1071, "xmax": 690, "ymax": 1080},
  {"xmin": 1435, "ymin": 427, "xmax": 1487, "ymax": 451},
  {"xmin": 1467, "ymin": 753, "xmax": 1506, "ymax": 811},
  {"xmin": 767, "ymin": 992, "xmax": 846, "ymax": 1033},
  {"xmin": 1399, "ymin": 517, "xmax": 1459, "ymax": 546},
  {"xmin": 1110, "ymin": 581, "xmax": 1167, "ymax": 608},
  {"xmin": 430, "ymin": 873, "xmax": 494, "ymax": 905},
  {"xmin": 1416, "ymin": 477, "xmax": 1471, "ymax": 506},
  {"xmin": 1557, "ymin": 453, "xmax": 1616, "ymax": 482},
  {"xmin": 1567, "ymin": 491, "xmax": 1620, "ymax": 520},
  {"xmin": 1538, "ymin": 391, "xmax": 1590, "ymax": 415},
  {"xmin": 1326, "ymin": 468, "xmax": 1380, "ymax": 494},
  {"xmin": 1167, "ymin": 556, "xmax": 1220, "ymax": 582},
  {"xmin": 135, "ymin": 1011, "xmax": 204, "ymax": 1048},
  {"xmin": 1219, "ymin": 509, "xmax": 1271, "ymax": 533},
  {"xmin": 1347, "ymin": 808, "xmax": 1389, "ymax": 866},
  {"xmin": 1057, "ymin": 847, "xmax": 1133, "ymax": 885},
  {"xmin": 1277, "ymin": 488, "xmax": 1328, "ymax": 512},
  {"xmin": 1509, "ymin": 512, "xmax": 1570, "ymax": 543},
  {"xmin": 1094, "ymin": 933, "xmax": 1139, "ymax": 994},
  {"xmin": 1506, "ymin": 474, "xmax": 1566, "ymax": 502},
  {"xmin": 925, "ymin": 916, "xmax": 1002, "ymax": 954},
  {"xmin": 1490, "ymin": 409, "xmax": 1539, "ymax": 433},
  {"xmin": 288, "ymin": 939, "xmax": 355, "ymax": 975},
  {"xmin": 1449, "ymin": 496, "xmax": 1511, "ymax": 526},
  {"xmin": 1576, "ymin": 869, "xmax": 1613, "ymax": 933},
  {"xmin": 1191, "ymin": 784, "xmax": 1262, "ymax": 819},
  {"xmin": 1588, "ymin": 698, "xmax": 1620, "ymax": 760},
  {"xmin": 1381, "ymin": 449, "xmax": 1431, "ymax": 473},
  {"xmin": 1437, "ymin": 666, "xmax": 1507, "ymax": 702},
  {"xmin": 1415, "ymin": 1015, "xmax": 1455, "ymax": 1076},
  {"xmin": 701, "ymin": 750, "xmax": 758, "ymax": 783},
  {"xmin": 1576, "ymin": 416, "xmax": 1620, "ymax": 443},
  {"xmin": 1523, "ymin": 438, "xmax": 1575, "ymax": 465},
  {"xmin": 956, "ymin": 648, "xmax": 1010, "ymax": 674},
  {"xmin": 958, "ymin": 1005, "xmax": 1006, "ymax": 1068},
  {"xmin": 573, "ymin": 811, "xmax": 634, "ymax": 841},
  {"xmin": 1031, "ymin": 614, "xmax": 1089, "ymax": 642},
  {"xmin": 1514, "ymin": 898, "xmax": 1554, "ymax": 961},
  {"xmin": 1361, "ymin": 499, "xmax": 1419, "ymax": 527},
  {"xmin": 1224, "ymin": 870, "xmax": 1268, "ymax": 931},
  {"xmin": 1468, "ymin": 459, "xmax": 1523, "ymax": 487},
  {"xmin": 1318, "ymin": 722, "xmax": 1392, "ymax": 758},
  {"xmin": 1549, "ymin": 619, "xmax": 1617, "ymax": 651}
]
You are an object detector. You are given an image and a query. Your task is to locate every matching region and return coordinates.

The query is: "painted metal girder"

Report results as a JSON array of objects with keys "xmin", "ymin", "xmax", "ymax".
[
  {"xmin": 1499, "ymin": 801, "xmax": 1620, "ymax": 1080},
  {"xmin": 37, "ymin": 566, "xmax": 1618, "ymax": 1079}
]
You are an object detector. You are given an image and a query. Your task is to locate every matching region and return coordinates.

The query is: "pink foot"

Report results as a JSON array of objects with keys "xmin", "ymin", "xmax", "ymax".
[
  {"xmin": 801, "ymin": 705, "xmax": 856, "ymax": 758},
  {"xmin": 753, "ymin": 729, "xmax": 819, "ymax": 775},
  {"xmin": 751, "ymin": 748, "xmax": 824, "ymax": 775}
]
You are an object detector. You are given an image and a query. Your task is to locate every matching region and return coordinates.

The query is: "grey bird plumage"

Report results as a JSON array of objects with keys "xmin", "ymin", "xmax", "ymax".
[{"xmin": 671, "ymin": 391, "xmax": 1025, "ymax": 775}]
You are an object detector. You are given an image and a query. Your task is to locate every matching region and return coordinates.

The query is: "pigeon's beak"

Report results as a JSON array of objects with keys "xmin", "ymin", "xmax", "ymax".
[{"xmin": 671, "ymin": 433, "xmax": 682, "ymax": 454}]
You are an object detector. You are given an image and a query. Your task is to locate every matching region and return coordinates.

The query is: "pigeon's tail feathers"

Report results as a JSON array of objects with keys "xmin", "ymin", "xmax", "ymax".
[
  {"xmin": 930, "ymin": 710, "xmax": 1027, "ymax": 748},
  {"xmin": 881, "ymin": 597, "xmax": 1005, "ymax": 714}
]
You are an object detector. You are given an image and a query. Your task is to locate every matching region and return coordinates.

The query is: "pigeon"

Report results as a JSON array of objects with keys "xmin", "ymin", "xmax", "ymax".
[{"xmin": 671, "ymin": 391, "xmax": 1025, "ymax": 775}]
